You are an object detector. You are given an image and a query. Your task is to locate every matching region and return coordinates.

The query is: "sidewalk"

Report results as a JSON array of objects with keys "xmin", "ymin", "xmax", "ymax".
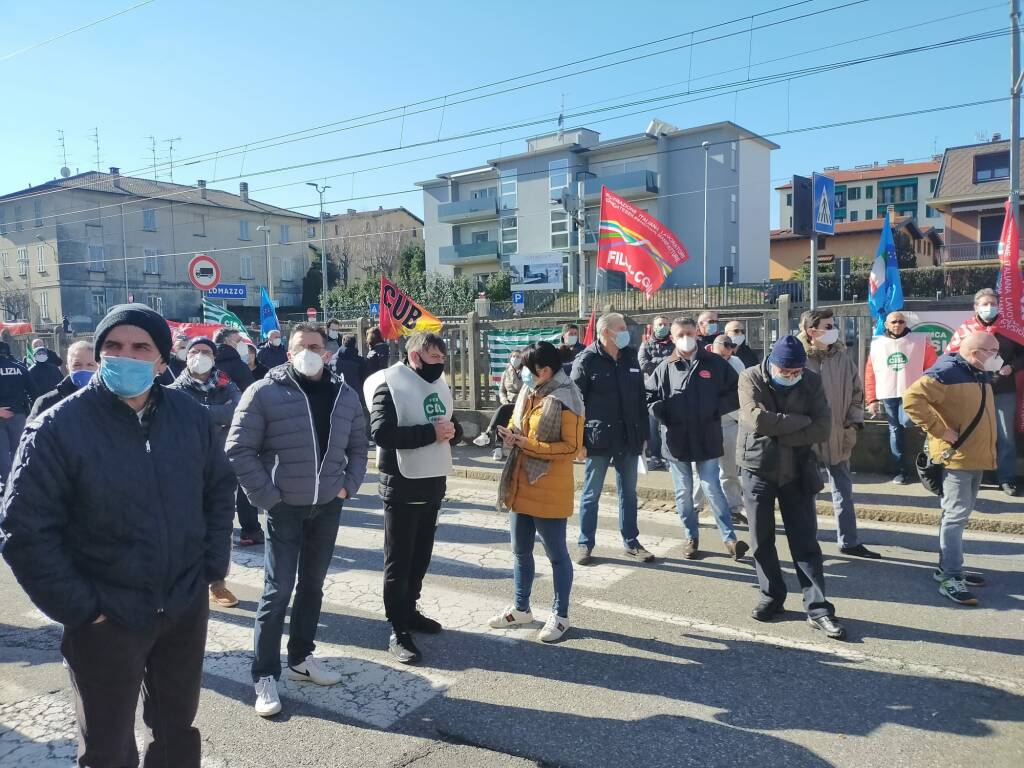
[{"xmin": 416, "ymin": 445, "xmax": 1024, "ymax": 535}]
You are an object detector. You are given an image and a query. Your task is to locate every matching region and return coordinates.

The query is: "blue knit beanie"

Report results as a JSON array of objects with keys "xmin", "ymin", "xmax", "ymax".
[{"xmin": 769, "ymin": 335, "xmax": 807, "ymax": 368}]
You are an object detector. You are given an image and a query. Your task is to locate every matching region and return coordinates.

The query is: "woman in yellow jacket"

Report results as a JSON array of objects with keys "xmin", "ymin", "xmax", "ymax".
[{"xmin": 490, "ymin": 341, "xmax": 585, "ymax": 642}]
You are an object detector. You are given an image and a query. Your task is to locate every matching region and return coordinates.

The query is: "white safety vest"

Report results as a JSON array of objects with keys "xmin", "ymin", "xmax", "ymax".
[
  {"xmin": 869, "ymin": 334, "xmax": 929, "ymax": 400},
  {"xmin": 372, "ymin": 362, "xmax": 454, "ymax": 479}
]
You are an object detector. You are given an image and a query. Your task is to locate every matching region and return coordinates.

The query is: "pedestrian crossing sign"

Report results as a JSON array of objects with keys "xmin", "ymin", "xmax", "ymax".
[{"xmin": 812, "ymin": 173, "xmax": 835, "ymax": 235}]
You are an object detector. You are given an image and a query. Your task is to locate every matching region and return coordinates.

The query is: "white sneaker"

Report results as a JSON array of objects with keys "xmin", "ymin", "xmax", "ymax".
[
  {"xmin": 488, "ymin": 605, "xmax": 534, "ymax": 629},
  {"xmin": 254, "ymin": 676, "xmax": 281, "ymax": 717},
  {"xmin": 286, "ymin": 655, "xmax": 342, "ymax": 686},
  {"xmin": 491, "ymin": 447, "xmax": 504, "ymax": 461},
  {"xmin": 538, "ymin": 614, "xmax": 570, "ymax": 643},
  {"xmin": 473, "ymin": 433, "xmax": 491, "ymax": 447}
]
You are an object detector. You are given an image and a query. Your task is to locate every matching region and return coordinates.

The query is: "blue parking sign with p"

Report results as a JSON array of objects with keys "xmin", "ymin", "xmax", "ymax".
[
  {"xmin": 812, "ymin": 173, "xmax": 835, "ymax": 235},
  {"xmin": 512, "ymin": 291, "xmax": 525, "ymax": 307}
]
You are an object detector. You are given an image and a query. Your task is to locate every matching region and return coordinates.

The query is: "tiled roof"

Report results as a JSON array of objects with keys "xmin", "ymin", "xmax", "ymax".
[
  {"xmin": 931, "ymin": 139, "xmax": 1024, "ymax": 203},
  {"xmin": 775, "ymin": 161, "xmax": 940, "ymax": 190},
  {"xmin": 326, "ymin": 207, "xmax": 424, "ymax": 225},
  {"xmin": 771, "ymin": 215, "xmax": 922, "ymax": 240},
  {"xmin": 0, "ymin": 171, "xmax": 312, "ymax": 220}
]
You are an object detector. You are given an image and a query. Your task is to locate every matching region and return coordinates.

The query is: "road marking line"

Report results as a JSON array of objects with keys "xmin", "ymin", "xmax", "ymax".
[{"xmin": 579, "ymin": 598, "xmax": 1024, "ymax": 695}]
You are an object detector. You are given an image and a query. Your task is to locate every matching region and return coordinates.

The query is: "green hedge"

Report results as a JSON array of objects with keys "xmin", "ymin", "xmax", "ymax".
[{"xmin": 812, "ymin": 265, "xmax": 999, "ymax": 300}]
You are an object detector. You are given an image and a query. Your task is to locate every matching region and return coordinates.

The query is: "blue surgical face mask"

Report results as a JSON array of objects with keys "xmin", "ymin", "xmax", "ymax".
[
  {"xmin": 772, "ymin": 373, "xmax": 802, "ymax": 388},
  {"xmin": 654, "ymin": 326, "xmax": 669, "ymax": 339},
  {"xmin": 99, "ymin": 356, "xmax": 156, "ymax": 398},
  {"xmin": 70, "ymin": 370, "xmax": 94, "ymax": 388},
  {"xmin": 614, "ymin": 330, "xmax": 632, "ymax": 348},
  {"xmin": 978, "ymin": 304, "xmax": 998, "ymax": 322},
  {"xmin": 521, "ymin": 368, "xmax": 534, "ymax": 387},
  {"xmin": 705, "ymin": 322, "xmax": 718, "ymax": 335}
]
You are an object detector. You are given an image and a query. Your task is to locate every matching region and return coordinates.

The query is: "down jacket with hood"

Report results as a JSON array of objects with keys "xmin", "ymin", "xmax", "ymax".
[
  {"xmin": 226, "ymin": 364, "xmax": 368, "ymax": 510},
  {"xmin": 168, "ymin": 369, "xmax": 241, "ymax": 450},
  {"xmin": 797, "ymin": 331, "xmax": 864, "ymax": 465}
]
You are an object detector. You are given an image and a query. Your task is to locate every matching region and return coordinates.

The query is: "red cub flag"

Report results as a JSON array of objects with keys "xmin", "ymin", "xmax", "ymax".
[
  {"xmin": 598, "ymin": 187, "xmax": 688, "ymax": 297},
  {"xmin": 378, "ymin": 275, "xmax": 443, "ymax": 341}
]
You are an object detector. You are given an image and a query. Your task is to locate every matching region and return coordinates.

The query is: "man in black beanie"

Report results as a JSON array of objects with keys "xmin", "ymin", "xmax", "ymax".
[
  {"xmin": 736, "ymin": 334, "xmax": 848, "ymax": 641},
  {"xmin": 0, "ymin": 303, "xmax": 235, "ymax": 766}
]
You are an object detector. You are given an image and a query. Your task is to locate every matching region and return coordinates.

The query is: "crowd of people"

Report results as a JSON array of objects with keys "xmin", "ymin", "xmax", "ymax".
[{"xmin": 0, "ymin": 286, "xmax": 1017, "ymax": 765}]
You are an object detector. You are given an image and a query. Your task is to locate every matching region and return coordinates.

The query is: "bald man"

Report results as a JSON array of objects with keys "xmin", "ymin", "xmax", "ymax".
[
  {"xmin": 903, "ymin": 331, "xmax": 1000, "ymax": 607},
  {"xmin": 865, "ymin": 311, "xmax": 937, "ymax": 483}
]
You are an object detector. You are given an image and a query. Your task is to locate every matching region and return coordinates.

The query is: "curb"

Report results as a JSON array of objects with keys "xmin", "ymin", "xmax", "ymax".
[{"xmin": 368, "ymin": 459, "xmax": 1024, "ymax": 536}]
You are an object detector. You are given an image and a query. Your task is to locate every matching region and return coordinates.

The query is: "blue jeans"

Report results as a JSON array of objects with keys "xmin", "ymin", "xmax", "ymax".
[
  {"xmin": 667, "ymin": 459, "xmax": 736, "ymax": 543},
  {"xmin": 938, "ymin": 469, "xmax": 982, "ymax": 577},
  {"xmin": 824, "ymin": 460, "xmax": 859, "ymax": 549},
  {"xmin": 252, "ymin": 501, "xmax": 342, "ymax": 681},
  {"xmin": 994, "ymin": 392, "xmax": 1019, "ymax": 484},
  {"xmin": 577, "ymin": 453, "xmax": 640, "ymax": 550},
  {"xmin": 882, "ymin": 398, "xmax": 913, "ymax": 474},
  {"xmin": 510, "ymin": 512, "xmax": 573, "ymax": 618}
]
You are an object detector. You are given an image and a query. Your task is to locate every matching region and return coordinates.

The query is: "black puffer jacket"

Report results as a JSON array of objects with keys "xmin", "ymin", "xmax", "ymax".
[
  {"xmin": 570, "ymin": 341, "xmax": 649, "ymax": 456},
  {"xmin": 331, "ymin": 347, "xmax": 367, "ymax": 403},
  {"xmin": 370, "ymin": 368, "xmax": 462, "ymax": 506},
  {"xmin": 28, "ymin": 376, "xmax": 79, "ymax": 419},
  {"xmin": 257, "ymin": 342, "xmax": 288, "ymax": 370},
  {"xmin": 215, "ymin": 344, "xmax": 255, "ymax": 392},
  {"xmin": 734, "ymin": 343, "xmax": 760, "ymax": 369},
  {"xmin": 27, "ymin": 361, "xmax": 62, "ymax": 399},
  {"xmin": 167, "ymin": 370, "xmax": 242, "ymax": 450},
  {"xmin": 648, "ymin": 349, "xmax": 739, "ymax": 462},
  {"xmin": 0, "ymin": 355, "xmax": 36, "ymax": 414},
  {"xmin": 365, "ymin": 342, "xmax": 391, "ymax": 375},
  {"xmin": 0, "ymin": 381, "xmax": 235, "ymax": 630}
]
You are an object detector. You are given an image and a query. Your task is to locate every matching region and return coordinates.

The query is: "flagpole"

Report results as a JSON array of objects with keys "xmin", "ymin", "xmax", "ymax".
[{"xmin": 1011, "ymin": 0, "xmax": 1021, "ymax": 235}]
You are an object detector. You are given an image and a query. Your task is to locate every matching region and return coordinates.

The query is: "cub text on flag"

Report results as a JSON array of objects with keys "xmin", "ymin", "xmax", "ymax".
[
  {"xmin": 598, "ymin": 187, "xmax": 688, "ymax": 297},
  {"xmin": 379, "ymin": 275, "xmax": 443, "ymax": 340}
]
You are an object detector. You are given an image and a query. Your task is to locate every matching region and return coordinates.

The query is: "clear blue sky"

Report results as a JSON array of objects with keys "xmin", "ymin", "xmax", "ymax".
[{"xmin": 2, "ymin": 0, "xmax": 1013, "ymax": 230}]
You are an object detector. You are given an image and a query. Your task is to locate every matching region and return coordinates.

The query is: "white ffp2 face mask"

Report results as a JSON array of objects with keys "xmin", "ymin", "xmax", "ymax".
[
  {"xmin": 676, "ymin": 335, "xmax": 697, "ymax": 353},
  {"xmin": 818, "ymin": 328, "xmax": 839, "ymax": 346},
  {"xmin": 188, "ymin": 354, "xmax": 214, "ymax": 375},
  {"xmin": 983, "ymin": 354, "xmax": 1005, "ymax": 373},
  {"xmin": 292, "ymin": 349, "xmax": 324, "ymax": 377},
  {"xmin": 728, "ymin": 333, "xmax": 745, "ymax": 347}
]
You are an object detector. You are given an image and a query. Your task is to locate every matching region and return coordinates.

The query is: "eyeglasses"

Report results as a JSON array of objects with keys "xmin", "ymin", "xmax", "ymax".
[{"xmin": 888, "ymin": 320, "xmax": 906, "ymax": 325}]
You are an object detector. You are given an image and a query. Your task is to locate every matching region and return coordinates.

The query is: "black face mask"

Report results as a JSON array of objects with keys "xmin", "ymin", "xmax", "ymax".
[{"xmin": 415, "ymin": 361, "xmax": 445, "ymax": 383}]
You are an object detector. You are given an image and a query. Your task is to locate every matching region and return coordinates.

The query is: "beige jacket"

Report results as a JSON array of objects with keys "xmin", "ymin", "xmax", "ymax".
[{"xmin": 797, "ymin": 332, "xmax": 864, "ymax": 465}]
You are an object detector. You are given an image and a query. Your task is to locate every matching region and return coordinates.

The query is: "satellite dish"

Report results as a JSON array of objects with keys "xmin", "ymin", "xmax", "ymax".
[{"xmin": 60, "ymin": 167, "xmax": 70, "ymax": 178}]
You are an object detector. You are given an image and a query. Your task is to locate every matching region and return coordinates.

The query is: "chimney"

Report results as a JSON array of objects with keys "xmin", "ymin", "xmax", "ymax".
[
  {"xmin": 992, "ymin": 132, "xmax": 1003, "ymax": 142},
  {"xmin": 239, "ymin": 181, "xmax": 249, "ymax": 202},
  {"xmin": 197, "ymin": 179, "xmax": 207, "ymax": 199},
  {"xmin": 110, "ymin": 167, "xmax": 121, "ymax": 189},
  {"xmin": 378, "ymin": 205, "xmax": 383, "ymax": 211},
  {"xmin": 347, "ymin": 208, "xmax": 357, "ymax": 214}
]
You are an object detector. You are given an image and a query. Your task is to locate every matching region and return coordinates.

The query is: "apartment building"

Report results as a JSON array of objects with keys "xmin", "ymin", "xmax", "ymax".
[
  {"xmin": 416, "ymin": 119, "xmax": 778, "ymax": 291},
  {"xmin": 776, "ymin": 159, "xmax": 943, "ymax": 231},
  {"xmin": 322, "ymin": 206, "xmax": 424, "ymax": 285},
  {"xmin": 928, "ymin": 136, "xmax": 1023, "ymax": 263},
  {"xmin": 0, "ymin": 169, "xmax": 314, "ymax": 330}
]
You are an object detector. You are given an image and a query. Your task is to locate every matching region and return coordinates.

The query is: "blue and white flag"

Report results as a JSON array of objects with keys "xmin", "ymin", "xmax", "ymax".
[
  {"xmin": 260, "ymin": 286, "xmax": 280, "ymax": 340},
  {"xmin": 867, "ymin": 211, "xmax": 904, "ymax": 335}
]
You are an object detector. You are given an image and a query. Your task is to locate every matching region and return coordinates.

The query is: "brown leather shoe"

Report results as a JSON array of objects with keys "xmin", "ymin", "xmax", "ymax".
[
  {"xmin": 209, "ymin": 582, "xmax": 239, "ymax": 608},
  {"xmin": 726, "ymin": 540, "xmax": 750, "ymax": 561},
  {"xmin": 682, "ymin": 539, "xmax": 699, "ymax": 559}
]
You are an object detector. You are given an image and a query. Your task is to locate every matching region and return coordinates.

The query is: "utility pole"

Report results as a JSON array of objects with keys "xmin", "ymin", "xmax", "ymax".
[
  {"xmin": 1011, "ymin": 0, "xmax": 1021, "ymax": 234},
  {"xmin": 258, "ymin": 223, "xmax": 273, "ymax": 301},
  {"xmin": 307, "ymin": 183, "xmax": 331, "ymax": 321},
  {"xmin": 702, "ymin": 141, "xmax": 710, "ymax": 308},
  {"xmin": 577, "ymin": 178, "xmax": 587, "ymax": 320}
]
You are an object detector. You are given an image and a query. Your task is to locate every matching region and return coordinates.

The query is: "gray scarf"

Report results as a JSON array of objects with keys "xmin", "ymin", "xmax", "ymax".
[{"xmin": 497, "ymin": 369, "xmax": 584, "ymax": 512}]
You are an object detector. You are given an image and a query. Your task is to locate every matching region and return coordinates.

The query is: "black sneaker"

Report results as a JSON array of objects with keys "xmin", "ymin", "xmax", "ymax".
[
  {"xmin": 751, "ymin": 598, "xmax": 784, "ymax": 622},
  {"xmin": 807, "ymin": 615, "xmax": 847, "ymax": 640},
  {"xmin": 937, "ymin": 577, "xmax": 978, "ymax": 606},
  {"xmin": 840, "ymin": 544, "xmax": 881, "ymax": 559},
  {"xmin": 409, "ymin": 611, "xmax": 442, "ymax": 634},
  {"xmin": 933, "ymin": 569, "xmax": 986, "ymax": 588},
  {"xmin": 1000, "ymin": 482, "xmax": 1020, "ymax": 497},
  {"xmin": 388, "ymin": 632, "xmax": 422, "ymax": 664}
]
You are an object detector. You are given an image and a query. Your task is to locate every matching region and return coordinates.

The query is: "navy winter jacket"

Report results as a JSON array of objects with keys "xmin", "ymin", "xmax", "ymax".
[
  {"xmin": 570, "ymin": 341, "xmax": 649, "ymax": 456},
  {"xmin": 0, "ymin": 355, "xmax": 36, "ymax": 414},
  {"xmin": 0, "ymin": 380, "xmax": 236, "ymax": 630}
]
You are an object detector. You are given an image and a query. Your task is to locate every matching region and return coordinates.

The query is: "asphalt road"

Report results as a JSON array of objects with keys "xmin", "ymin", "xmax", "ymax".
[{"xmin": 1, "ymin": 473, "xmax": 1022, "ymax": 768}]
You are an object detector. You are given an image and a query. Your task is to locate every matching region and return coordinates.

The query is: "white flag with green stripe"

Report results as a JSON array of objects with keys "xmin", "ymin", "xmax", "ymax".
[
  {"xmin": 202, "ymin": 298, "xmax": 245, "ymax": 330},
  {"xmin": 487, "ymin": 327, "xmax": 562, "ymax": 390}
]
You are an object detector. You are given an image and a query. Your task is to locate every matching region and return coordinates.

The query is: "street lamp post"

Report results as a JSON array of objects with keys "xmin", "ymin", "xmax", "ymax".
[
  {"xmin": 307, "ymin": 183, "xmax": 331, "ymax": 322},
  {"xmin": 702, "ymin": 141, "xmax": 710, "ymax": 308},
  {"xmin": 257, "ymin": 223, "xmax": 272, "ymax": 301}
]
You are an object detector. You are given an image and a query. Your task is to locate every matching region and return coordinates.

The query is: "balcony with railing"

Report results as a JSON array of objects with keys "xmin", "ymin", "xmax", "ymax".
[
  {"xmin": 583, "ymin": 170, "xmax": 658, "ymax": 201},
  {"xmin": 438, "ymin": 239, "xmax": 500, "ymax": 265},
  {"xmin": 436, "ymin": 194, "xmax": 499, "ymax": 224},
  {"xmin": 936, "ymin": 241, "xmax": 999, "ymax": 264}
]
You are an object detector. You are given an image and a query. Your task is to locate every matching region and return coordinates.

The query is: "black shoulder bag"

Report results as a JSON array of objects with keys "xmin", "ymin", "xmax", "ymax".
[{"xmin": 915, "ymin": 383, "xmax": 986, "ymax": 496}]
